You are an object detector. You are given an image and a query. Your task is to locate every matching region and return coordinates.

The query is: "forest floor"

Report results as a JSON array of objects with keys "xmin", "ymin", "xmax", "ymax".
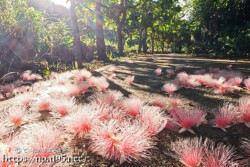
[
  {"xmin": 0, "ymin": 53, "xmax": 249, "ymax": 167},
  {"xmin": 92, "ymin": 53, "xmax": 250, "ymax": 167}
]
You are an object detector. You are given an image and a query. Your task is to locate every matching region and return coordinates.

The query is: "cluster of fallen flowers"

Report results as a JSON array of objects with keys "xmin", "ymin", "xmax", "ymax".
[
  {"xmin": 161, "ymin": 65, "xmax": 250, "ymax": 94},
  {"xmin": 0, "ymin": 67, "xmax": 249, "ymax": 166},
  {"xmin": 169, "ymin": 137, "xmax": 250, "ymax": 167}
]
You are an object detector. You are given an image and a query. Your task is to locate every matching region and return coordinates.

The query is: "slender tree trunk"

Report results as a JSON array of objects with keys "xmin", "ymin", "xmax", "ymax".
[
  {"xmin": 151, "ymin": 29, "xmax": 154, "ymax": 54},
  {"xmin": 96, "ymin": 0, "xmax": 107, "ymax": 61},
  {"xmin": 116, "ymin": 0, "xmax": 127, "ymax": 56},
  {"xmin": 117, "ymin": 24, "xmax": 123, "ymax": 56},
  {"xmin": 143, "ymin": 28, "xmax": 147, "ymax": 54},
  {"xmin": 70, "ymin": 0, "xmax": 83, "ymax": 68},
  {"xmin": 138, "ymin": 29, "xmax": 142, "ymax": 53},
  {"xmin": 161, "ymin": 41, "xmax": 164, "ymax": 53}
]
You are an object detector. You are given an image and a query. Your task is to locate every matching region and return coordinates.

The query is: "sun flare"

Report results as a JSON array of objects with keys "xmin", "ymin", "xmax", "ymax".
[{"xmin": 51, "ymin": 0, "xmax": 70, "ymax": 8}]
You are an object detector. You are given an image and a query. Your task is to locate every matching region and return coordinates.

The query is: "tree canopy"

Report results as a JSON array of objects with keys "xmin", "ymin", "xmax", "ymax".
[{"xmin": 0, "ymin": 0, "xmax": 249, "ymax": 75}]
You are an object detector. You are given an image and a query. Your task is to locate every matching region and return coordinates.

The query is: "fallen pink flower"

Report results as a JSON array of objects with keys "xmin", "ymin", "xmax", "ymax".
[
  {"xmin": 88, "ymin": 76, "xmax": 98, "ymax": 86},
  {"xmin": 125, "ymin": 75, "xmax": 135, "ymax": 85},
  {"xmin": 138, "ymin": 106, "xmax": 167, "ymax": 136},
  {"xmin": 213, "ymin": 102, "xmax": 238, "ymax": 131},
  {"xmin": 151, "ymin": 95, "xmax": 167, "ymax": 108},
  {"xmin": 121, "ymin": 95, "xmax": 144, "ymax": 118},
  {"xmin": 16, "ymin": 93, "xmax": 33, "ymax": 106},
  {"xmin": 74, "ymin": 69, "xmax": 92, "ymax": 81},
  {"xmin": 204, "ymin": 139, "xmax": 237, "ymax": 167},
  {"xmin": 162, "ymin": 83, "xmax": 178, "ymax": 94},
  {"xmin": 155, "ymin": 68, "xmax": 162, "ymax": 75},
  {"xmin": 176, "ymin": 107, "xmax": 206, "ymax": 134},
  {"xmin": 169, "ymin": 137, "xmax": 204, "ymax": 167},
  {"xmin": 166, "ymin": 69, "xmax": 174, "ymax": 76},
  {"xmin": 77, "ymin": 81, "xmax": 89, "ymax": 93},
  {"xmin": 91, "ymin": 90, "xmax": 123, "ymax": 106},
  {"xmin": 227, "ymin": 77, "xmax": 243, "ymax": 86},
  {"xmin": 96, "ymin": 77, "xmax": 109, "ymax": 91},
  {"xmin": 238, "ymin": 96, "xmax": 250, "ymax": 127},
  {"xmin": 111, "ymin": 73, "xmax": 116, "ymax": 79},
  {"xmin": 244, "ymin": 78, "xmax": 250, "ymax": 90},
  {"xmin": 51, "ymin": 97, "xmax": 77, "ymax": 116},
  {"xmin": 108, "ymin": 66, "xmax": 116, "ymax": 73},
  {"xmin": 227, "ymin": 64, "xmax": 232, "ymax": 70},
  {"xmin": 65, "ymin": 105, "xmax": 98, "ymax": 138},
  {"xmin": 89, "ymin": 120, "xmax": 155, "ymax": 164},
  {"xmin": 6, "ymin": 105, "xmax": 26, "ymax": 126}
]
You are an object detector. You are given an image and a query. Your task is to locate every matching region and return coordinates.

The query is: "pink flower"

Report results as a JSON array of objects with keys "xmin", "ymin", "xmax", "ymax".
[
  {"xmin": 108, "ymin": 65, "xmax": 116, "ymax": 73},
  {"xmin": 89, "ymin": 120, "xmax": 155, "ymax": 163},
  {"xmin": 227, "ymin": 65, "xmax": 232, "ymax": 70},
  {"xmin": 151, "ymin": 95, "xmax": 167, "ymax": 108},
  {"xmin": 227, "ymin": 77, "xmax": 243, "ymax": 86},
  {"xmin": 91, "ymin": 90, "xmax": 123, "ymax": 106},
  {"xmin": 238, "ymin": 96, "xmax": 250, "ymax": 127},
  {"xmin": 155, "ymin": 68, "xmax": 162, "ymax": 75},
  {"xmin": 169, "ymin": 137, "xmax": 204, "ymax": 167},
  {"xmin": 96, "ymin": 77, "xmax": 109, "ymax": 91},
  {"xmin": 89, "ymin": 120, "xmax": 122, "ymax": 161},
  {"xmin": 177, "ymin": 72, "xmax": 189, "ymax": 86},
  {"xmin": 125, "ymin": 75, "xmax": 135, "ymax": 85},
  {"xmin": 186, "ymin": 78, "xmax": 201, "ymax": 88},
  {"xmin": 138, "ymin": 106, "xmax": 167, "ymax": 136},
  {"xmin": 176, "ymin": 107, "xmax": 206, "ymax": 134},
  {"xmin": 111, "ymin": 73, "xmax": 116, "ymax": 79},
  {"xmin": 204, "ymin": 140, "xmax": 237, "ymax": 167},
  {"xmin": 117, "ymin": 124, "xmax": 155, "ymax": 163},
  {"xmin": 65, "ymin": 105, "xmax": 98, "ymax": 138},
  {"xmin": 77, "ymin": 81, "xmax": 89, "ymax": 93},
  {"xmin": 166, "ymin": 69, "xmax": 174, "ymax": 76},
  {"xmin": 51, "ymin": 97, "xmax": 76, "ymax": 116},
  {"xmin": 19, "ymin": 122, "xmax": 62, "ymax": 159},
  {"xmin": 121, "ymin": 95, "xmax": 144, "ymax": 117},
  {"xmin": 66, "ymin": 84, "xmax": 82, "ymax": 97},
  {"xmin": 213, "ymin": 102, "xmax": 238, "ymax": 131},
  {"xmin": 88, "ymin": 76, "xmax": 98, "ymax": 86},
  {"xmin": 6, "ymin": 105, "xmax": 26, "ymax": 126},
  {"xmin": 244, "ymin": 78, "xmax": 250, "ymax": 90},
  {"xmin": 16, "ymin": 93, "xmax": 33, "ymax": 106},
  {"xmin": 162, "ymin": 83, "xmax": 178, "ymax": 94},
  {"xmin": 74, "ymin": 69, "xmax": 92, "ymax": 81},
  {"xmin": 31, "ymin": 95, "xmax": 51, "ymax": 111}
]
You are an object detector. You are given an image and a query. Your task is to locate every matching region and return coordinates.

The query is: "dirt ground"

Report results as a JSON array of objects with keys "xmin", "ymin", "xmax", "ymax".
[
  {"xmin": 92, "ymin": 53, "xmax": 250, "ymax": 167},
  {"xmin": 0, "ymin": 54, "xmax": 250, "ymax": 167}
]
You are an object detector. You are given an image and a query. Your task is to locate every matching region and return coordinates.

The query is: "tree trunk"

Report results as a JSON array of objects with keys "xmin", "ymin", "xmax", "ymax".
[
  {"xmin": 70, "ymin": 0, "xmax": 83, "ymax": 68},
  {"xmin": 116, "ymin": 0, "xmax": 127, "ymax": 56},
  {"xmin": 138, "ymin": 29, "xmax": 142, "ymax": 53},
  {"xmin": 143, "ymin": 28, "xmax": 147, "ymax": 54},
  {"xmin": 151, "ymin": 29, "xmax": 154, "ymax": 54},
  {"xmin": 117, "ymin": 24, "xmax": 123, "ymax": 56},
  {"xmin": 96, "ymin": 0, "xmax": 107, "ymax": 61}
]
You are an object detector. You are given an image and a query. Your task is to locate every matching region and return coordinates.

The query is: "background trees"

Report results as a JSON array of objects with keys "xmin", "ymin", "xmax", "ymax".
[{"xmin": 0, "ymin": 0, "xmax": 249, "ymax": 76}]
